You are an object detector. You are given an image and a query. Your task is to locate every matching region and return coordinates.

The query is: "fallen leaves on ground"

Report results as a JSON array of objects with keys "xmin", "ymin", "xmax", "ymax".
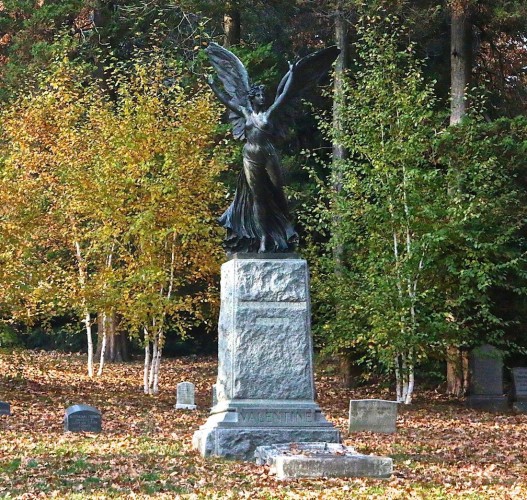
[{"xmin": 0, "ymin": 350, "xmax": 526, "ymax": 499}]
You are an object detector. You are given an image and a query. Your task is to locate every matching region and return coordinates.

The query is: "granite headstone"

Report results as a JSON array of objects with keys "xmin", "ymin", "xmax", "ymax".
[
  {"xmin": 64, "ymin": 404, "xmax": 102, "ymax": 432},
  {"xmin": 175, "ymin": 381, "xmax": 197, "ymax": 410},
  {"xmin": 349, "ymin": 400, "xmax": 398, "ymax": 433},
  {"xmin": 0, "ymin": 401, "xmax": 11, "ymax": 416},
  {"xmin": 466, "ymin": 344, "xmax": 508, "ymax": 411},
  {"xmin": 512, "ymin": 367, "xmax": 527, "ymax": 413}
]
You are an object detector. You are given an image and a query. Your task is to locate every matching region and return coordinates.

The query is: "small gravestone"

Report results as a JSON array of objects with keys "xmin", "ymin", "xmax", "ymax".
[
  {"xmin": 0, "ymin": 402, "xmax": 11, "ymax": 416},
  {"xmin": 512, "ymin": 367, "xmax": 527, "ymax": 413},
  {"xmin": 175, "ymin": 382, "xmax": 197, "ymax": 410},
  {"xmin": 349, "ymin": 400, "xmax": 398, "ymax": 434},
  {"xmin": 255, "ymin": 442, "xmax": 392, "ymax": 480},
  {"xmin": 466, "ymin": 344, "xmax": 508, "ymax": 412},
  {"xmin": 64, "ymin": 404, "xmax": 102, "ymax": 433}
]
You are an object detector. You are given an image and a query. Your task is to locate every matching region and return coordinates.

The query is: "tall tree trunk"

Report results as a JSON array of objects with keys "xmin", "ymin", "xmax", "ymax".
[
  {"xmin": 332, "ymin": 6, "xmax": 354, "ymax": 388},
  {"xmin": 95, "ymin": 312, "xmax": 130, "ymax": 363},
  {"xmin": 97, "ymin": 312, "xmax": 108, "ymax": 377},
  {"xmin": 450, "ymin": 2, "xmax": 472, "ymax": 126},
  {"xmin": 223, "ymin": 1, "xmax": 241, "ymax": 48},
  {"xmin": 85, "ymin": 311, "xmax": 94, "ymax": 378},
  {"xmin": 447, "ymin": 1, "xmax": 472, "ymax": 396},
  {"xmin": 144, "ymin": 329, "xmax": 150, "ymax": 395}
]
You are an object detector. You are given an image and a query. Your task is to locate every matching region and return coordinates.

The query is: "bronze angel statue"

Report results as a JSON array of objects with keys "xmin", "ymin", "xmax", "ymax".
[{"xmin": 205, "ymin": 42, "xmax": 340, "ymax": 254}]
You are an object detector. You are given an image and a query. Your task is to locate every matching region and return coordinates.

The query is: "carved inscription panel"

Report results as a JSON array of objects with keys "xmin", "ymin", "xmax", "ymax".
[{"xmin": 238, "ymin": 408, "xmax": 315, "ymax": 427}]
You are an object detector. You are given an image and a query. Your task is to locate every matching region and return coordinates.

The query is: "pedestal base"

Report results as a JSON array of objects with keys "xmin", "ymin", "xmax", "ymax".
[
  {"xmin": 512, "ymin": 400, "xmax": 527, "ymax": 413},
  {"xmin": 466, "ymin": 395, "xmax": 508, "ymax": 412},
  {"xmin": 193, "ymin": 400, "xmax": 340, "ymax": 460}
]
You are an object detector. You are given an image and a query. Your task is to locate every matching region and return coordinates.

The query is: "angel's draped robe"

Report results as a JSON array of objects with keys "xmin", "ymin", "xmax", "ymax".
[{"xmin": 218, "ymin": 112, "xmax": 297, "ymax": 254}]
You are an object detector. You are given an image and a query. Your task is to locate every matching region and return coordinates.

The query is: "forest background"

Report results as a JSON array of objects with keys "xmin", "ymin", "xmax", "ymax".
[{"xmin": 1, "ymin": 0, "xmax": 527, "ymax": 404}]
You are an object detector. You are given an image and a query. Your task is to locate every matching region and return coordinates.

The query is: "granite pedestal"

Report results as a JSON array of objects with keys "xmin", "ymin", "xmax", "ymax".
[{"xmin": 192, "ymin": 255, "xmax": 340, "ymax": 460}]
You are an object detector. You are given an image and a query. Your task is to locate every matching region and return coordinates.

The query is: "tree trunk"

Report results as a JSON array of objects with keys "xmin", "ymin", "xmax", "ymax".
[
  {"xmin": 332, "ymin": 5, "xmax": 350, "ymax": 202},
  {"xmin": 332, "ymin": 5, "xmax": 354, "ymax": 386},
  {"xmin": 223, "ymin": 2, "xmax": 241, "ymax": 48},
  {"xmin": 450, "ymin": 3, "xmax": 472, "ymax": 126},
  {"xmin": 338, "ymin": 352, "xmax": 363, "ymax": 388},
  {"xmin": 95, "ymin": 312, "xmax": 130, "ymax": 363},
  {"xmin": 447, "ymin": 1, "xmax": 472, "ymax": 395},
  {"xmin": 144, "ymin": 332, "xmax": 150, "ymax": 395},
  {"xmin": 85, "ymin": 311, "xmax": 94, "ymax": 378},
  {"xmin": 447, "ymin": 345, "xmax": 469, "ymax": 395},
  {"xmin": 97, "ymin": 312, "xmax": 107, "ymax": 377}
]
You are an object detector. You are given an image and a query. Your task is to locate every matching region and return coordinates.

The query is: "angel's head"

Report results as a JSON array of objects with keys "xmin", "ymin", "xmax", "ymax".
[{"xmin": 249, "ymin": 84, "xmax": 267, "ymax": 110}]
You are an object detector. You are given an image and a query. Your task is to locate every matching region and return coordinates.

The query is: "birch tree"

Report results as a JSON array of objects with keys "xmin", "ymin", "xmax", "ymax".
[
  {"xmin": 0, "ymin": 51, "xmax": 227, "ymax": 388},
  {"xmin": 90, "ymin": 53, "xmax": 227, "ymax": 394},
  {"xmin": 318, "ymin": 17, "xmax": 446, "ymax": 403}
]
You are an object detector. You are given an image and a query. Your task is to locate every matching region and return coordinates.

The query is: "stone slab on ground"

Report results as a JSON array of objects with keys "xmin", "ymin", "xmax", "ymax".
[
  {"xmin": 254, "ymin": 442, "xmax": 393, "ymax": 480},
  {"xmin": 349, "ymin": 399, "xmax": 398, "ymax": 433}
]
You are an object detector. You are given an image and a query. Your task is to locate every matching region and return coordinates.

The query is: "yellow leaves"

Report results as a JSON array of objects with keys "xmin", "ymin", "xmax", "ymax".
[{"xmin": 0, "ymin": 55, "xmax": 228, "ymax": 337}]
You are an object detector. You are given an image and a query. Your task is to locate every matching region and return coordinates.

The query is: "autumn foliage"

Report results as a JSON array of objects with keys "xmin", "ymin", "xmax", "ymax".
[{"xmin": 0, "ymin": 52, "xmax": 228, "ymax": 387}]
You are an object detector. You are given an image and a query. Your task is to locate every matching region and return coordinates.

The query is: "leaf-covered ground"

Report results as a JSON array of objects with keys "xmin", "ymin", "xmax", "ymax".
[{"xmin": 0, "ymin": 351, "xmax": 526, "ymax": 499}]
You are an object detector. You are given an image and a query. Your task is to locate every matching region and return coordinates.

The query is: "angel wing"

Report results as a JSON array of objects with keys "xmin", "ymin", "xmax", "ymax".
[
  {"xmin": 272, "ymin": 46, "xmax": 340, "ymax": 140},
  {"xmin": 205, "ymin": 42, "xmax": 251, "ymax": 140}
]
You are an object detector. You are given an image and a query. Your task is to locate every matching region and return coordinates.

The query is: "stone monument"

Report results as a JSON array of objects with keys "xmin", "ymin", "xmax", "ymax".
[
  {"xmin": 0, "ymin": 401, "xmax": 11, "ymax": 416},
  {"xmin": 349, "ymin": 399, "xmax": 398, "ymax": 434},
  {"xmin": 511, "ymin": 367, "xmax": 527, "ymax": 413},
  {"xmin": 64, "ymin": 404, "xmax": 102, "ymax": 433},
  {"xmin": 175, "ymin": 381, "xmax": 197, "ymax": 410},
  {"xmin": 192, "ymin": 255, "xmax": 340, "ymax": 460},
  {"xmin": 466, "ymin": 344, "xmax": 508, "ymax": 412}
]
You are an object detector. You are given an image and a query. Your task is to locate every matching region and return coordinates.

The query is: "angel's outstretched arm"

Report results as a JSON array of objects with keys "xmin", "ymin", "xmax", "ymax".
[
  {"xmin": 207, "ymin": 76, "xmax": 245, "ymax": 117},
  {"xmin": 267, "ymin": 63, "xmax": 294, "ymax": 118}
]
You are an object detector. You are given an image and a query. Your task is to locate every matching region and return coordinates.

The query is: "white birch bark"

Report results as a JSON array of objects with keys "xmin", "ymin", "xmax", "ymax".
[
  {"xmin": 97, "ymin": 312, "xmax": 107, "ymax": 377},
  {"xmin": 85, "ymin": 312, "xmax": 94, "ymax": 378},
  {"xmin": 401, "ymin": 353, "xmax": 409, "ymax": 403},
  {"xmin": 406, "ymin": 349, "xmax": 415, "ymax": 404},
  {"xmin": 152, "ymin": 332, "xmax": 163, "ymax": 395},
  {"xmin": 395, "ymin": 355, "xmax": 402, "ymax": 402},
  {"xmin": 144, "ymin": 327, "xmax": 150, "ymax": 395},
  {"xmin": 148, "ymin": 334, "xmax": 159, "ymax": 395},
  {"xmin": 74, "ymin": 240, "xmax": 93, "ymax": 377}
]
